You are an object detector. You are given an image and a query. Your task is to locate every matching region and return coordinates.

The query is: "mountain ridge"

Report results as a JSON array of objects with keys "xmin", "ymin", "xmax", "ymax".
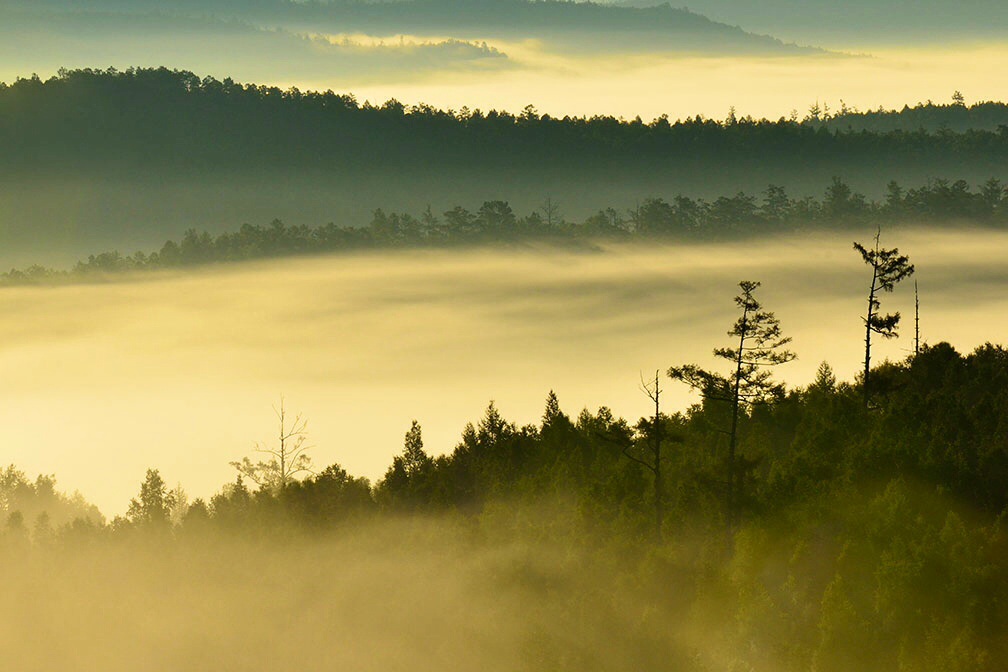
[{"xmin": 4, "ymin": 0, "xmax": 821, "ymax": 54}]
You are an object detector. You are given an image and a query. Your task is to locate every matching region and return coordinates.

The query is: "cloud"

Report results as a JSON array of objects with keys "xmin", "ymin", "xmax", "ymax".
[{"xmin": 0, "ymin": 8, "xmax": 512, "ymax": 85}]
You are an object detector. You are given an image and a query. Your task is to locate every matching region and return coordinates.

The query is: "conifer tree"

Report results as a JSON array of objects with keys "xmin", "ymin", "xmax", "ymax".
[
  {"xmin": 401, "ymin": 420, "xmax": 431, "ymax": 478},
  {"xmin": 542, "ymin": 390, "xmax": 562, "ymax": 427},
  {"xmin": 854, "ymin": 228, "xmax": 914, "ymax": 406},
  {"xmin": 669, "ymin": 280, "xmax": 795, "ymax": 528}
]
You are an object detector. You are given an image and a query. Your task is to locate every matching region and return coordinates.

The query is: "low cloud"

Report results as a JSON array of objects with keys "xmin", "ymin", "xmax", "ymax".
[{"xmin": 0, "ymin": 229, "xmax": 1005, "ymax": 514}]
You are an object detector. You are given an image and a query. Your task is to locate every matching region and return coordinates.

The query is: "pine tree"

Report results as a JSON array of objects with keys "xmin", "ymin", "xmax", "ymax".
[
  {"xmin": 669, "ymin": 280, "xmax": 795, "ymax": 528},
  {"xmin": 542, "ymin": 390, "xmax": 562, "ymax": 428},
  {"xmin": 854, "ymin": 228, "xmax": 914, "ymax": 406}
]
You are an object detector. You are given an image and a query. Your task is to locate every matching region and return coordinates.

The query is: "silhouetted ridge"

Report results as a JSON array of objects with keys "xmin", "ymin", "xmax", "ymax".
[
  {"xmin": 2, "ymin": 67, "xmax": 1007, "ymax": 178},
  {"xmin": 7, "ymin": 0, "xmax": 809, "ymax": 52}
]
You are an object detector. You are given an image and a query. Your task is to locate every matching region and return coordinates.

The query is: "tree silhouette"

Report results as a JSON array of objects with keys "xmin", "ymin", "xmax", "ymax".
[
  {"xmin": 619, "ymin": 371, "xmax": 670, "ymax": 542},
  {"xmin": 854, "ymin": 228, "xmax": 914, "ymax": 406},
  {"xmin": 669, "ymin": 280, "xmax": 795, "ymax": 528},
  {"xmin": 914, "ymin": 279, "xmax": 921, "ymax": 357},
  {"xmin": 539, "ymin": 196, "xmax": 562, "ymax": 230},
  {"xmin": 127, "ymin": 468, "xmax": 171, "ymax": 529},
  {"xmin": 400, "ymin": 420, "xmax": 432, "ymax": 478},
  {"xmin": 377, "ymin": 420, "xmax": 434, "ymax": 510},
  {"xmin": 232, "ymin": 397, "xmax": 313, "ymax": 494}
]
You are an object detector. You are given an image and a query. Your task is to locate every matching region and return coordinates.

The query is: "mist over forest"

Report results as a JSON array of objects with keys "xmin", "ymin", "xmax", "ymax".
[
  {"xmin": 4, "ymin": 255, "xmax": 1008, "ymax": 670},
  {"xmin": 5, "ymin": 1, "xmax": 1008, "ymax": 670}
]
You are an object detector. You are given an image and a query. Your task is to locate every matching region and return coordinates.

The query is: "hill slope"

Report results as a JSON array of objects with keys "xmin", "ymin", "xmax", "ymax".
[{"xmin": 2, "ymin": 68, "xmax": 1008, "ymax": 264}]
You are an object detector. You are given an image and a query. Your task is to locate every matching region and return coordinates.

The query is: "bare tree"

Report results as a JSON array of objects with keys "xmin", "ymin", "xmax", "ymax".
[
  {"xmin": 669, "ymin": 280, "xmax": 795, "ymax": 529},
  {"xmin": 619, "ymin": 370, "xmax": 669, "ymax": 542},
  {"xmin": 539, "ymin": 195, "xmax": 562, "ymax": 229},
  {"xmin": 232, "ymin": 397, "xmax": 313, "ymax": 494},
  {"xmin": 854, "ymin": 228, "xmax": 914, "ymax": 406}
]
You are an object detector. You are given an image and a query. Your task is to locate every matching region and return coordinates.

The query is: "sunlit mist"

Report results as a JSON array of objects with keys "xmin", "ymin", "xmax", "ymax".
[
  {"xmin": 1, "ymin": 227, "xmax": 1004, "ymax": 515},
  {"xmin": 341, "ymin": 41, "xmax": 1008, "ymax": 122}
]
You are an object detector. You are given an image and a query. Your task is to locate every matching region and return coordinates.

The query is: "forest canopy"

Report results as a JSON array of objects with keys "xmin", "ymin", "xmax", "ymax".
[
  {"xmin": 2, "ymin": 67, "xmax": 1007, "ymax": 177},
  {"xmin": 3, "ymin": 338, "xmax": 1007, "ymax": 672},
  {"xmin": 4, "ymin": 67, "xmax": 1008, "ymax": 264}
]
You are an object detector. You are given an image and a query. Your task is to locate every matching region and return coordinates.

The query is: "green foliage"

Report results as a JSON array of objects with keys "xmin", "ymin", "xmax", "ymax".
[
  {"xmin": 670, "ymin": 280, "xmax": 796, "ymax": 524},
  {"xmin": 3, "ymin": 331, "xmax": 1008, "ymax": 669},
  {"xmin": 375, "ymin": 420, "xmax": 434, "ymax": 511}
]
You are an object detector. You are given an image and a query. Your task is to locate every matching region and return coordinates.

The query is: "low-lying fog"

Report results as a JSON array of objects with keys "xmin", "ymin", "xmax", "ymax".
[
  {"xmin": 0, "ymin": 517, "xmax": 709, "ymax": 672},
  {"xmin": 1, "ymin": 227, "xmax": 1005, "ymax": 515}
]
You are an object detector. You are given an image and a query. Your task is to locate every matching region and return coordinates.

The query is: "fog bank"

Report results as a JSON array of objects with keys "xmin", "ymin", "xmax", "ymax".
[{"xmin": 1, "ymin": 228, "xmax": 1005, "ymax": 514}]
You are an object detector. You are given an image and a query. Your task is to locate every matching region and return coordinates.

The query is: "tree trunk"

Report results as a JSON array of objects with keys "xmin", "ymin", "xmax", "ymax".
[
  {"xmin": 653, "ymin": 370, "xmax": 663, "ymax": 542},
  {"xmin": 864, "ymin": 259, "xmax": 878, "ymax": 407},
  {"xmin": 728, "ymin": 307, "xmax": 748, "ymax": 531}
]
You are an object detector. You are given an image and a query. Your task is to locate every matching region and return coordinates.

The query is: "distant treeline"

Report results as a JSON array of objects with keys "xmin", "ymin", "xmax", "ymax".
[
  {"xmin": 3, "ymin": 339, "xmax": 1007, "ymax": 671},
  {"xmin": 2, "ymin": 67, "xmax": 1007, "ymax": 179},
  {"xmin": 3, "ymin": 176, "xmax": 1005, "ymax": 283},
  {"xmin": 823, "ymin": 97, "xmax": 1008, "ymax": 134}
]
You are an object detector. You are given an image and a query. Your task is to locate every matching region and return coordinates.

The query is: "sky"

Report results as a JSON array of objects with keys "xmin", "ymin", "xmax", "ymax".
[{"xmin": 336, "ymin": 41, "xmax": 1008, "ymax": 123}]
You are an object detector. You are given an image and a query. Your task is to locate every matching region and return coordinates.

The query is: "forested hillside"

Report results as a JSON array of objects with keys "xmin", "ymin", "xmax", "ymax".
[
  {"xmin": 3, "ymin": 67, "xmax": 1008, "ymax": 264},
  {"xmin": 4, "ymin": 68, "xmax": 1006, "ymax": 177},
  {"xmin": 3, "ymin": 338, "xmax": 1007, "ymax": 671}
]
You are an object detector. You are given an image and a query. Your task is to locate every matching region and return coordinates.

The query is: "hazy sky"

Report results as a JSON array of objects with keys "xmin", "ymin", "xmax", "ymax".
[
  {"xmin": 3, "ymin": 37, "xmax": 1006, "ymax": 122},
  {"xmin": 3, "ymin": 4, "xmax": 1007, "ymax": 121},
  {"xmin": 336, "ymin": 41, "xmax": 1008, "ymax": 123},
  {"xmin": 2, "ymin": 229, "xmax": 1006, "ymax": 515}
]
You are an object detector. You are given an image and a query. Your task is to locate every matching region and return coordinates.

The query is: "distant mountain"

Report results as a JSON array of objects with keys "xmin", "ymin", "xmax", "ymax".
[
  {"xmin": 0, "ymin": 5, "xmax": 509, "ymax": 85},
  {"xmin": 7, "ymin": 0, "xmax": 818, "ymax": 53},
  {"xmin": 640, "ymin": 0, "xmax": 1008, "ymax": 43}
]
